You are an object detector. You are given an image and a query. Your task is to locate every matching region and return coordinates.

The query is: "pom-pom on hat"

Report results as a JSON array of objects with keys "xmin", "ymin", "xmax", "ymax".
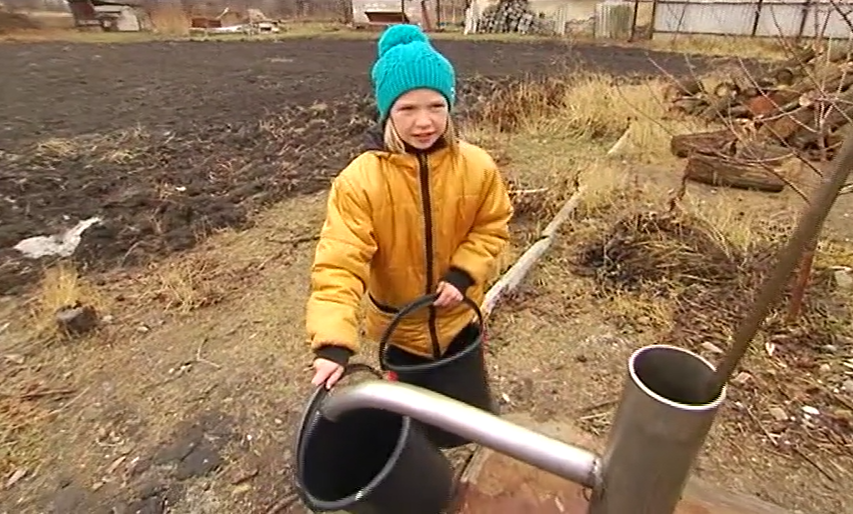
[{"xmin": 371, "ymin": 24, "xmax": 456, "ymax": 123}]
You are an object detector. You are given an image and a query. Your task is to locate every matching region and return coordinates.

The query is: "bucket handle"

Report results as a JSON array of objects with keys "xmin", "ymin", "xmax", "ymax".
[{"xmin": 378, "ymin": 293, "xmax": 485, "ymax": 373}]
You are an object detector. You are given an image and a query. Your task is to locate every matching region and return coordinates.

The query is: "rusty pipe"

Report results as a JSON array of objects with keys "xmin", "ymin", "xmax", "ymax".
[{"xmin": 321, "ymin": 380, "xmax": 601, "ymax": 489}]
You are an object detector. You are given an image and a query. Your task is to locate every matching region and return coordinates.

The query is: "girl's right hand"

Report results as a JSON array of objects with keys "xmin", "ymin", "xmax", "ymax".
[{"xmin": 311, "ymin": 358, "xmax": 345, "ymax": 389}]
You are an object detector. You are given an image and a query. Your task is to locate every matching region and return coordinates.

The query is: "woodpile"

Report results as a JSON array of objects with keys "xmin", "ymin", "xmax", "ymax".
[
  {"xmin": 477, "ymin": 0, "xmax": 548, "ymax": 34},
  {"xmin": 666, "ymin": 45, "xmax": 853, "ymax": 193}
]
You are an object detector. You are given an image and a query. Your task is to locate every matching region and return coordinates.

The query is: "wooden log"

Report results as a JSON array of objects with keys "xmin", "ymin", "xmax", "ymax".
[
  {"xmin": 729, "ymin": 104, "xmax": 753, "ymax": 118},
  {"xmin": 713, "ymin": 81, "xmax": 740, "ymax": 98},
  {"xmin": 741, "ymin": 79, "xmax": 776, "ymax": 99},
  {"xmin": 746, "ymin": 89, "xmax": 803, "ymax": 117},
  {"xmin": 670, "ymin": 130, "xmax": 737, "ymax": 158},
  {"xmin": 773, "ymin": 68, "xmax": 797, "ymax": 86},
  {"xmin": 735, "ymin": 143, "xmax": 792, "ymax": 167},
  {"xmin": 684, "ymin": 154, "xmax": 786, "ymax": 193},
  {"xmin": 663, "ymin": 79, "xmax": 704, "ymax": 102},
  {"xmin": 787, "ymin": 65, "xmax": 846, "ymax": 97},
  {"xmin": 825, "ymin": 45, "xmax": 853, "ymax": 63},
  {"xmin": 756, "ymin": 105, "xmax": 815, "ymax": 143},
  {"xmin": 788, "ymin": 88, "xmax": 853, "ymax": 148},
  {"xmin": 670, "ymin": 96, "xmax": 708, "ymax": 116},
  {"xmin": 762, "ymin": 47, "xmax": 816, "ymax": 85},
  {"xmin": 701, "ymin": 97, "xmax": 736, "ymax": 121}
]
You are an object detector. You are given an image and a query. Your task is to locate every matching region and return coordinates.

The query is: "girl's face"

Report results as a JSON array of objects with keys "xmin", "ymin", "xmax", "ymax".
[{"xmin": 388, "ymin": 89, "xmax": 449, "ymax": 150}]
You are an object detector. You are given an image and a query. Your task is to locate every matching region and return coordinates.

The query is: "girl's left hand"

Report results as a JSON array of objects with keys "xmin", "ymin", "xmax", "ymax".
[{"xmin": 434, "ymin": 281, "xmax": 463, "ymax": 308}]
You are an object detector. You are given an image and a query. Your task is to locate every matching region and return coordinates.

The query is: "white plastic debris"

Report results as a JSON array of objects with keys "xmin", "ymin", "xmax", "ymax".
[
  {"xmin": 13, "ymin": 217, "xmax": 101, "ymax": 259},
  {"xmin": 801, "ymin": 405, "xmax": 820, "ymax": 416}
]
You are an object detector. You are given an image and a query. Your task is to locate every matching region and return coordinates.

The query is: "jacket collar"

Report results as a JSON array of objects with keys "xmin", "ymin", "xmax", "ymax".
[{"xmin": 362, "ymin": 123, "xmax": 453, "ymax": 170}]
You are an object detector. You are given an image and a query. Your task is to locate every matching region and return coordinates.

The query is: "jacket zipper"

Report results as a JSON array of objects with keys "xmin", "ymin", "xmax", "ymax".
[{"xmin": 417, "ymin": 153, "xmax": 441, "ymax": 359}]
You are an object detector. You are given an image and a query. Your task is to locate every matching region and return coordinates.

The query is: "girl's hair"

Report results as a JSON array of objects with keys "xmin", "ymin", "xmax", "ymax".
[{"xmin": 384, "ymin": 117, "xmax": 460, "ymax": 154}]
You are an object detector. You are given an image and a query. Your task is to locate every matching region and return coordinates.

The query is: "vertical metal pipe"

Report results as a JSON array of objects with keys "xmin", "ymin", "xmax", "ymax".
[{"xmin": 588, "ymin": 345, "xmax": 726, "ymax": 514}]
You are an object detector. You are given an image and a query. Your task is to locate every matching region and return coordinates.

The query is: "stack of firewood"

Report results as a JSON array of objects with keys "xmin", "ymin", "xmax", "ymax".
[
  {"xmin": 477, "ymin": 0, "xmax": 547, "ymax": 34},
  {"xmin": 666, "ymin": 46, "xmax": 853, "ymax": 193}
]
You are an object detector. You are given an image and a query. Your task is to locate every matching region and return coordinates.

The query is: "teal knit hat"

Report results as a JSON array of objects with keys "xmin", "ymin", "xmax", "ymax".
[{"xmin": 371, "ymin": 24, "xmax": 456, "ymax": 123}]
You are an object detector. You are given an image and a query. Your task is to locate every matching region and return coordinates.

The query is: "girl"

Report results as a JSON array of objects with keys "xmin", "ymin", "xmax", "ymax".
[{"xmin": 306, "ymin": 24, "xmax": 513, "ymax": 389}]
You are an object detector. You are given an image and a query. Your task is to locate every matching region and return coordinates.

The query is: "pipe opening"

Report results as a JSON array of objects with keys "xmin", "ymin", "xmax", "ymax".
[{"xmin": 631, "ymin": 345, "xmax": 723, "ymax": 407}]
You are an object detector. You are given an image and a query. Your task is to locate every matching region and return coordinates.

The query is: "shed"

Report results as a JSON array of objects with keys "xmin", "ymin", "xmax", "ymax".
[{"xmin": 352, "ymin": 0, "xmax": 438, "ymax": 30}]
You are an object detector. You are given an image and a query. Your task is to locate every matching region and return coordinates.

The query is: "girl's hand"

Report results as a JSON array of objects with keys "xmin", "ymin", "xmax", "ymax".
[
  {"xmin": 311, "ymin": 358, "xmax": 345, "ymax": 389},
  {"xmin": 434, "ymin": 281, "xmax": 463, "ymax": 308}
]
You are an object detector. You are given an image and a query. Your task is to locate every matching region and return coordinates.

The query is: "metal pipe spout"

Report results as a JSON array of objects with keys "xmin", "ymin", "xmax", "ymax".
[
  {"xmin": 321, "ymin": 380, "xmax": 601, "ymax": 489},
  {"xmin": 588, "ymin": 345, "xmax": 727, "ymax": 514}
]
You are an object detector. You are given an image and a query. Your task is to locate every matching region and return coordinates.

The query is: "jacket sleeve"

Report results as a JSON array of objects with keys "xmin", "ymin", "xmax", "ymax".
[
  {"xmin": 450, "ymin": 166, "xmax": 513, "ymax": 286},
  {"xmin": 305, "ymin": 172, "xmax": 377, "ymax": 357}
]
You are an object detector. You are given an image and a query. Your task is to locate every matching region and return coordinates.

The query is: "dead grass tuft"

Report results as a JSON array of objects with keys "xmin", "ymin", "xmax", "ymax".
[
  {"xmin": 29, "ymin": 262, "xmax": 107, "ymax": 341},
  {"xmin": 0, "ymin": 11, "xmax": 41, "ymax": 34},
  {"xmin": 144, "ymin": 253, "xmax": 235, "ymax": 314},
  {"xmin": 576, "ymin": 210, "xmax": 746, "ymax": 291},
  {"xmin": 29, "ymin": 127, "xmax": 150, "ymax": 164},
  {"xmin": 149, "ymin": 5, "xmax": 190, "ymax": 36},
  {"xmin": 472, "ymin": 75, "xmax": 570, "ymax": 132},
  {"xmin": 472, "ymin": 71, "xmax": 710, "ymax": 166}
]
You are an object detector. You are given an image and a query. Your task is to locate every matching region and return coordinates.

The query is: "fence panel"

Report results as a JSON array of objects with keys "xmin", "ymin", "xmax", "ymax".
[
  {"xmin": 652, "ymin": 0, "xmax": 852, "ymax": 39},
  {"xmin": 753, "ymin": 2, "xmax": 803, "ymax": 37},
  {"xmin": 800, "ymin": 1, "xmax": 851, "ymax": 38},
  {"xmin": 653, "ymin": 0, "xmax": 756, "ymax": 36}
]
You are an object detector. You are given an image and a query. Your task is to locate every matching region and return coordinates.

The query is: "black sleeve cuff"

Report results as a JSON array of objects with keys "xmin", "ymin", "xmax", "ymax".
[
  {"xmin": 314, "ymin": 345, "xmax": 354, "ymax": 367},
  {"xmin": 443, "ymin": 266, "xmax": 475, "ymax": 293}
]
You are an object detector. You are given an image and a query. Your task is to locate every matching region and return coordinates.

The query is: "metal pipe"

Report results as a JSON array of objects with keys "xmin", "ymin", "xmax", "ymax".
[
  {"xmin": 588, "ymin": 345, "xmax": 726, "ymax": 514},
  {"xmin": 321, "ymin": 380, "xmax": 601, "ymax": 489}
]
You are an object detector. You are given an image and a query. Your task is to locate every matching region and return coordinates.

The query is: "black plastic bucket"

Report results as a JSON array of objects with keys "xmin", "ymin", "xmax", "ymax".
[
  {"xmin": 294, "ymin": 364, "xmax": 455, "ymax": 514},
  {"xmin": 380, "ymin": 294, "xmax": 497, "ymax": 449}
]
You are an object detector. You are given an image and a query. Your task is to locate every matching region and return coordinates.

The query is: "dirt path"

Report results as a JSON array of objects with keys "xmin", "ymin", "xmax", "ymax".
[{"xmin": 3, "ymin": 195, "xmax": 328, "ymax": 513}]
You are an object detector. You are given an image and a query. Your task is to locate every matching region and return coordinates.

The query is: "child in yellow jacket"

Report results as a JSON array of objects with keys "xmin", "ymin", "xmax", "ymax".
[{"xmin": 306, "ymin": 24, "xmax": 514, "ymax": 389}]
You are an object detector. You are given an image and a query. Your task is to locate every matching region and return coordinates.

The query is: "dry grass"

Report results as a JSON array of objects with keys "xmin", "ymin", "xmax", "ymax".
[
  {"xmin": 27, "ymin": 262, "xmax": 108, "ymax": 341},
  {"xmin": 645, "ymin": 34, "xmax": 789, "ymax": 60},
  {"xmin": 27, "ymin": 128, "xmax": 150, "ymax": 164},
  {"xmin": 473, "ymin": 72, "xmax": 709, "ymax": 161},
  {"xmin": 464, "ymin": 71, "xmax": 711, "ymax": 225},
  {"xmin": 143, "ymin": 254, "xmax": 233, "ymax": 314},
  {"xmin": 149, "ymin": 5, "xmax": 191, "ymax": 37}
]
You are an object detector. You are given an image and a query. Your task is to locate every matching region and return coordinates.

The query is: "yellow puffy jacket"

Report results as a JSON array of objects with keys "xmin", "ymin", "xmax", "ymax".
[{"xmin": 305, "ymin": 137, "xmax": 513, "ymax": 362}]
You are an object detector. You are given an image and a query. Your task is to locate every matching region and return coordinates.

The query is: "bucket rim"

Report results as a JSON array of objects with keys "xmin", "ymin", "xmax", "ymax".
[
  {"xmin": 384, "ymin": 329, "xmax": 484, "ymax": 373},
  {"xmin": 294, "ymin": 380, "xmax": 413, "ymax": 511},
  {"xmin": 381, "ymin": 294, "xmax": 486, "ymax": 373},
  {"xmin": 628, "ymin": 344, "xmax": 727, "ymax": 411}
]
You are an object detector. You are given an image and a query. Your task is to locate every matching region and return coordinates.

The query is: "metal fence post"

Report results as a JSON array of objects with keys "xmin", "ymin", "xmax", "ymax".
[
  {"xmin": 750, "ymin": 0, "xmax": 764, "ymax": 37},
  {"xmin": 796, "ymin": 0, "xmax": 813, "ymax": 40},
  {"xmin": 629, "ymin": 0, "xmax": 640, "ymax": 41},
  {"xmin": 648, "ymin": 0, "xmax": 659, "ymax": 40}
]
